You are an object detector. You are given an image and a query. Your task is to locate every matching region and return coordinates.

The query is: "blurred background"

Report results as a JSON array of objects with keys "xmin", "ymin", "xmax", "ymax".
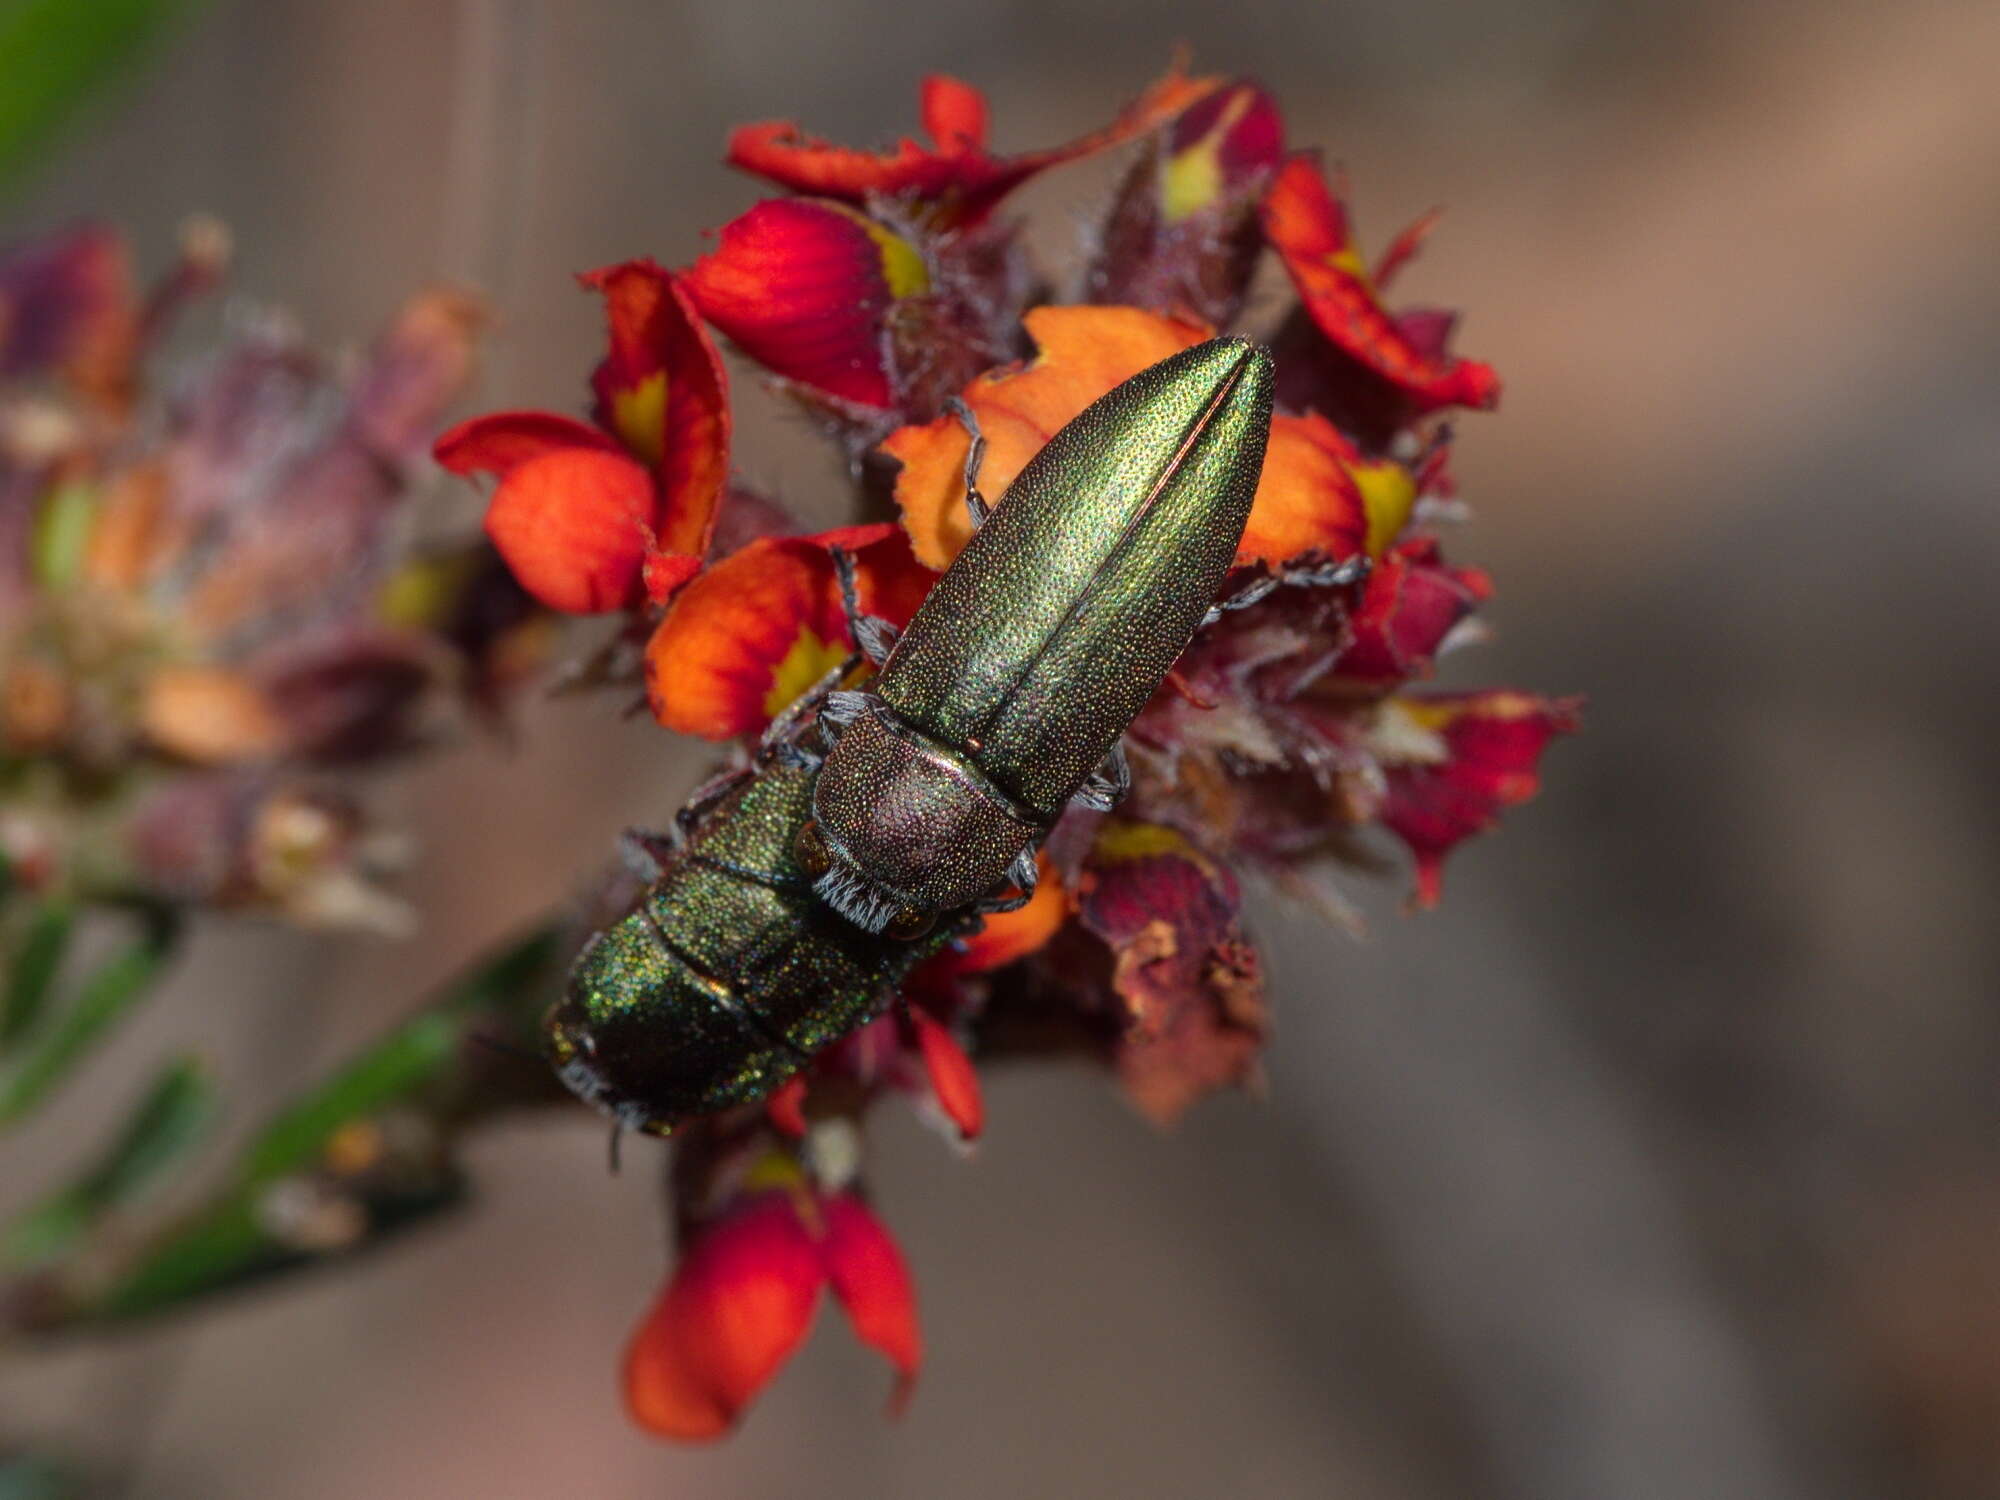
[{"xmin": 2, "ymin": 0, "xmax": 1997, "ymax": 1496}]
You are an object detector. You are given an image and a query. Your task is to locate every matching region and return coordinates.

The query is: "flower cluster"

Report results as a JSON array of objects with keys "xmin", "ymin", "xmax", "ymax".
[
  {"xmin": 0, "ymin": 222, "xmax": 543, "ymax": 929},
  {"xmin": 440, "ymin": 62, "xmax": 1577, "ymax": 1440}
]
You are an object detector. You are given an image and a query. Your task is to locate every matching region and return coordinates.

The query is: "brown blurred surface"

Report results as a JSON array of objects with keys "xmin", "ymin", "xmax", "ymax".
[{"xmin": 3, "ymin": 0, "xmax": 1998, "ymax": 1495}]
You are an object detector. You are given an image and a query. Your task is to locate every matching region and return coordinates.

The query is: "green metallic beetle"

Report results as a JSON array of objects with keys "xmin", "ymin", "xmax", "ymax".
[
  {"xmin": 796, "ymin": 336, "xmax": 1298, "ymax": 937},
  {"xmin": 544, "ymin": 339, "xmax": 1356, "ymax": 1134},
  {"xmin": 543, "ymin": 752, "xmax": 964, "ymax": 1135}
]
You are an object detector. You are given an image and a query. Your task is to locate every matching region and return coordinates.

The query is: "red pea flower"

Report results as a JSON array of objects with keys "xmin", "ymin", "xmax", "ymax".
[
  {"xmin": 681, "ymin": 199, "xmax": 930, "ymax": 413},
  {"xmin": 644, "ymin": 522, "xmax": 933, "ymax": 740},
  {"xmin": 624, "ymin": 1162, "xmax": 919, "ymax": 1441},
  {"xmin": 727, "ymin": 65, "xmax": 1219, "ymax": 227},
  {"xmin": 1088, "ymin": 79, "xmax": 1287, "ymax": 327},
  {"xmin": 434, "ymin": 260, "xmax": 729, "ymax": 613},
  {"xmin": 1261, "ymin": 150, "xmax": 1501, "ymax": 420},
  {"xmin": 1376, "ymin": 691, "xmax": 1583, "ymax": 906},
  {"xmin": 430, "ymin": 58, "xmax": 1579, "ymax": 1446}
]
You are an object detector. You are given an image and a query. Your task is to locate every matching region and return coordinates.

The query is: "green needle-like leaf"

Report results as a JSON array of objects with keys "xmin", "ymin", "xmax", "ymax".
[
  {"xmin": 0, "ymin": 0, "xmax": 208, "ymax": 199},
  {"xmin": 27, "ymin": 921, "xmax": 567, "ymax": 1327},
  {"xmin": 0, "ymin": 1056, "xmax": 215, "ymax": 1269},
  {"xmin": 0, "ymin": 905, "xmax": 178, "ymax": 1127},
  {"xmin": 2, "ymin": 902, "xmax": 74, "ymax": 1052}
]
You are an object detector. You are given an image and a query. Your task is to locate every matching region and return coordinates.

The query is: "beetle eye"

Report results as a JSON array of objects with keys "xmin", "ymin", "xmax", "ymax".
[
  {"xmin": 885, "ymin": 906, "xmax": 934, "ymax": 941},
  {"xmin": 794, "ymin": 820, "xmax": 832, "ymax": 878}
]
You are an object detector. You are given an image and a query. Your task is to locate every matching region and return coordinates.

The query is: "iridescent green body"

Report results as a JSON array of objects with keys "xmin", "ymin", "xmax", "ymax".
[
  {"xmin": 809, "ymin": 337, "xmax": 1275, "ymax": 931},
  {"xmin": 543, "ymin": 761, "xmax": 953, "ymax": 1133}
]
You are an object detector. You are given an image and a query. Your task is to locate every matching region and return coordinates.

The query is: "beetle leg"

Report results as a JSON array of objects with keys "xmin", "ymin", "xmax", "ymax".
[
  {"xmin": 946, "ymin": 397, "xmax": 992, "ymax": 529},
  {"xmin": 817, "ymin": 688, "xmax": 875, "ymax": 730},
  {"xmin": 1198, "ymin": 554, "xmax": 1372, "ymax": 629},
  {"xmin": 829, "ymin": 545, "xmax": 899, "ymax": 666},
  {"xmin": 759, "ymin": 656, "xmax": 865, "ymax": 769},
  {"xmin": 1199, "ymin": 571, "xmax": 1278, "ymax": 628},
  {"xmin": 1279, "ymin": 553, "xmax": 1371, "ymax": 590},
  {"xmin": 1071, "ymin": 741, "xmax": 1131, "ymax": 811},
  {"xmin": 974, "ymin": 847, "xmax": 1040, "ymax": 915}
]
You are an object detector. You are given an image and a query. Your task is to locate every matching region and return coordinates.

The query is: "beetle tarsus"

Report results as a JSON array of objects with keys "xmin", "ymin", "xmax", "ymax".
[
  {"xmin": 946, "ymin": 396, "xmax": 992, "ymax": 529},
  {"xmin": 830, "ymin": 545, "xmax": 899, "ymax": 666},
  {"xmin": 1072, "ymin": 742, "xmax": 1131, "ymax": 812}
]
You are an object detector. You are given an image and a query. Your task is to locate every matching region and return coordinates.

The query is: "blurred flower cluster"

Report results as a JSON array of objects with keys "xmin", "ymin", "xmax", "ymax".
[
  {"xmin": 439, "ymin": 61, "xmax": 1578, "ymax": 1440},
  {"xmin": 0, "ymin": 222, "xmax": 544, "ymax": 930}
]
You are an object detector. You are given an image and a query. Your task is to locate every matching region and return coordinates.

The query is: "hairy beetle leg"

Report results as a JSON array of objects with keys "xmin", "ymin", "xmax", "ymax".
[
  {"xmin": 757, "ymin": 653, "xmax": 869, "ymax": 772},
  {"xmin": 1199, "ymin": 554, "xmax": 1373, "ymax": 629},
  {"xmin": 973, "ymin": 846, "xmax": 1041, "ymax": 915},
  {"xmin": 1071, "ymin": 741, "xmax": 1131, "ymax": 812},
  {"xmin": 829, "ymin": 545, "xmax": 899, "ymax": 667},
  {"xmin": 946, "ymin": 396, "xmax": 992, "ymax": 529}
]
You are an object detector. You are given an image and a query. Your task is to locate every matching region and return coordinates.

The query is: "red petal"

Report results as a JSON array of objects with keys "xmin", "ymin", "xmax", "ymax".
[
  {"xmin": 682, "ymin": 199, "xmax": 927, "ymax": 409},
  {"xmin": 1261, "ymin": 152, "xmax": 1500, "ymax": 414},
  {"xmin": 727, "ymin": 64, "xmax": 1218, "ymax": 225},
  {"xmin": 1159, "ymin": 80, "xmax": 1285, "ymax": 220},
  {"xmin": 1078, "ymin": 822, "xmax": 1266, "ymax": 1125},
  {"xmin": 1372, "ymin": 207, "xmax": 1443, "ymax": 292},
  {"xmin": 579, "ymin": 261, "xmax": 731, "ymax": 562},
  {"xmin": 1378, "ymin": 691, "xmax": 1581, "ymax": 906},
  {"xmin": 906, "ymin": 1008, "xmax": 985, "ymax": 1142},
  {"xmin": 1332, "ymin": 537, "xmax": 1492, "ymax": 688},
  {"xmin": 821, "ymin": 1194, "xmax": 922, "ymax": 1414},
  {"xmin": 765, "ymin": 1076, "xmax": 809, "ymax": 1139},
  {"xmin": 645, "ymin": 523, "xmax": 933, "ymax": 739},
  {"xmin": 623, "ymin": 1192, "xmax": 825, "ymax": 1441},
  {"xmin": 920, "ymin": 75, "xmax": 988, "ymax": 152},
  {"xmin": 0, "ymin": 222, "xmax": 138, "ymax": 400},
  {"xmin": 483, "ymin": 447, "xmax": 656, "ymax": 613},
  {"xmin": 433, "ymin": 409, "xmax": 618, "ymax": 478}
]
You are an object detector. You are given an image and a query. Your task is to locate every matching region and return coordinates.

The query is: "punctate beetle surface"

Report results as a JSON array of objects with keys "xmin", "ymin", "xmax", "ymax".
[
  {"xmin": 801, "ymin": 336, "xmax": 1277, "ymax": 936},
  {"xmin": 544, "ymin": 754, "xmax": 960, "ymax": 1136}
]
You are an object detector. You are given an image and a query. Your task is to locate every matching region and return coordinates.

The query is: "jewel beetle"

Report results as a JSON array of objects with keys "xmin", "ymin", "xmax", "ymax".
[{"xmin": 797, "ymin": 336, "xmax": 1280, "ymax": 936}]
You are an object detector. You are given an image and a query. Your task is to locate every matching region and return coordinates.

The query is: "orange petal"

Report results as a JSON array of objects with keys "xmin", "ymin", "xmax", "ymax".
[
  {"xmin": 1377, "ymin": 691, "xmax": 1581, "ymax": 907},
  {"xmin": 922, "ymin": 853, "xmax": 1067, "ymax": 977},
  {"xmin": 904, "ymin": 1008, "xmax": 985, "ymax": 1142},
  {"xmin": 580, "ymin": 261, "xmax": 730, "ymax": 564},
  {"xmin": 682, "ymin": 199, "xmax": 928, "ymax": 410},
  {"xmin": 881, "ymin": 304, "xmax": 1209, "ymax": 568},
  {"xmin": 434, "ymin": 409, "xmax": 620, "ymax": 479},
  {"xmin": 1245, "ymin": 412, "xmax": 1371, "ymax": 566},
  {"xmin": 1261, "ymin": 152, "xmax": 1499, "ymax": 414},
  {"xmin": 645, "ymin": 535, "xmax": 853, "ymax": 739},
  {"xmin": 646, "ymin": 524, "xmax": 933, "ymax": 739},
  {"xmin": 727, "ymin": 63, "xmax": 1217, "ymax": 225},
  {"xmin": 483, "ymin": 446, "xmax": 656, "ymax": 614},
  {"xmin": 821, "ymin": 1193, "xmax": 922, "ymax": 1414},
  {"xmin": 140, "ymin": 666, "xmax": 288, "ymax": 764},
  {"xmin": 624, "ymin": 1192, "xmax": 826, "ymax": 1441},
  {"xmin": 882, "ymin": 304, "xmax": 1385, "ymax": 570}
]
